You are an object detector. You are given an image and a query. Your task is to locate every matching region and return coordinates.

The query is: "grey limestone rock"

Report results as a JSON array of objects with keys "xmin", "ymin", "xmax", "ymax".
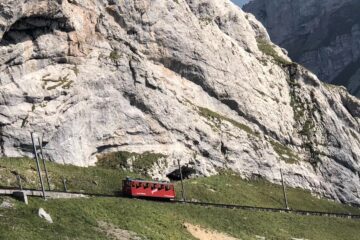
[
  {"xmin": 38, "ymin": 208, "xmax": 53, "ymax": 224},
  {"xmin": 0, "ymin": 0, "xmax": 360, "ymax": 205}
]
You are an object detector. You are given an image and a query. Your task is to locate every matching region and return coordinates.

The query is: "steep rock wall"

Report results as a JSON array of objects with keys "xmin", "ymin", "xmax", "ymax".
[{"xmin": 0, "ymin": 0, "xmax": 360, "ymax": 204}]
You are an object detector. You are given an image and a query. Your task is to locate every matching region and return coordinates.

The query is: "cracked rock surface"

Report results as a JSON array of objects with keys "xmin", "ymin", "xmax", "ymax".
[{"xmin": 1, "ymin": 0, "xmax": 360, "ymax": 204}]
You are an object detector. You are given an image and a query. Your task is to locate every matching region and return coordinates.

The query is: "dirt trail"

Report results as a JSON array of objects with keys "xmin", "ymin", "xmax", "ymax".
[{"xmin": 184, "ymin": 223, "xmax": 240, "ymax": 240}]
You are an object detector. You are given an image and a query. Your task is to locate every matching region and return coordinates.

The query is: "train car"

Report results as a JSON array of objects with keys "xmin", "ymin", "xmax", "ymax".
[{"xmin": 122, "ymin": 178, "xmax": 176, "ymax": 200}]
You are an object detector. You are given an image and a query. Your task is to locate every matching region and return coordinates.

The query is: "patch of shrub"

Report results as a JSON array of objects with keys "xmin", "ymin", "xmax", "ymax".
[
  {"xmin": 96, "ymin": 151, "xmax": 166, "ymax": 175},
  {"xmin": 269, "ymin": 140, "xmax": 299, "ymax": 164},
  {"xmin": 257, "ymin": 38, "xmax": 292, "ymax": 66},
  {"xmin": 109, "ymin": 50, "xmax": 121, "ymax": 61}
]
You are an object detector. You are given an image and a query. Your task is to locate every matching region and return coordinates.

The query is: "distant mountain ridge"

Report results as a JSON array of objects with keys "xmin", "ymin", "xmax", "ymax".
[{"xmin": 244, "ymin": 0, "xmax": 360, "ymax": 97}]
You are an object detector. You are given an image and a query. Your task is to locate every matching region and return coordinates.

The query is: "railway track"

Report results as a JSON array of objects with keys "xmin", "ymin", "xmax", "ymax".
[
  {"xmin": 1, "ymin": 187, "xmax": 360, "ymax": 219},
  {"xmin": 172, "ymin": 200, "xmax": 360, "ymax": 219}
]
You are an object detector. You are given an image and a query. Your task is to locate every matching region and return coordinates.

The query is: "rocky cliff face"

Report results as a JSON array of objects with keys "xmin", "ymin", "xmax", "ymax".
[
  {"xmin": 1, "ymin": 0, "xmax": 360, "ymax": 204},
  {"xmin": 244, "ymin": 0, "xmax": 360, "ymax": 97}
]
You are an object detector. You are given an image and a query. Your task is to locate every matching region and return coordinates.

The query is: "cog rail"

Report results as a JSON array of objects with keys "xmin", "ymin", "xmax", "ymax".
[{"xmin": 172, "ymin": 200, "xmax": 360, "ymax": 219}]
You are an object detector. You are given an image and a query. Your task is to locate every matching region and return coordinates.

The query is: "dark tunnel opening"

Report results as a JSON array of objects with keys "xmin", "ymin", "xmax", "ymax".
[{"xmin": 166, "ymin": 165, "xmax": 197, "ymax": 181}]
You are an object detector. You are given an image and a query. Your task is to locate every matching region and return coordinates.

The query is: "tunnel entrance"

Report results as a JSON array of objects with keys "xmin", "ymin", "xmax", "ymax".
[{"xmin": 166, "ymin": 165, "xmax": 196, "ymax": 181}]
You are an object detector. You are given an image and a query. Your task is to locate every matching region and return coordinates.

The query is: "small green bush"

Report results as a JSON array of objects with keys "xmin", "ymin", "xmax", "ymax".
[
  {"xmin": 197, "ymin": 106, "xmax": 258, "ymax": 137},
  {"xmin": 257, "ymin": 38, "xmax": 292, "ymax": 66},
  {"xmin": 299, "ymin": 119, "xmax": 315, "ymax": 137},
  {"xmin": 269, "ymin": 140, "xmax": 299, "ymax": 164},
  {"xmin": 109, "ymin": 50, "xmax": 121, "ymax": 61},
  {"xmin": 96, "ymin": 151, "xmax": 166, "ymax": 175}
]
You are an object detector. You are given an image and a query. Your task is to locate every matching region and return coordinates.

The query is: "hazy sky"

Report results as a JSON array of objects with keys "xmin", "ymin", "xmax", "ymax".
[{"xmin": 232, "ymin": 0, "xmax": 250, "ymax": 6}]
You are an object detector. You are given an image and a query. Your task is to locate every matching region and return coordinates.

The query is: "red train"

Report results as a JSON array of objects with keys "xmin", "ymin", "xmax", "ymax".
[{"xmin": 122, "ymin": 178, "xmax": 176, "ymax": 200}]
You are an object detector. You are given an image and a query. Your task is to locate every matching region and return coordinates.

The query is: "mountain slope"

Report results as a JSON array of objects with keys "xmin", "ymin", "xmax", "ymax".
[
  {"xmin": 1, "ymin": 158, "xmax": 360, "ymax": 240},
  {"xmin": 1, "ymin": 0, "xmax": 360, "ymax": 205},
  {"xmin": 2, "ymin": 196, "xmax": 360, "ymax": 240},
  {"xmin": 243, "ymin": 0, "xmax": 360, "ymax": 96}
]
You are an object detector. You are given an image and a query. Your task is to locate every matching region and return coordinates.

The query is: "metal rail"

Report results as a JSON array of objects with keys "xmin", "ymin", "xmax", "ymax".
[{"xmin": 172, "ymin": 200, "xmax": 360, "ymax": 219}]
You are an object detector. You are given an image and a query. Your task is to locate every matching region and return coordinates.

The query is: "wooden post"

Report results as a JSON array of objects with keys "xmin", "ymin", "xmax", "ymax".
[
  {"xmin": 38, "ymin": 137, "xmax": 51, "ymax": 191},
  {"xmin": 280, "ymin": 168, "xmax": 289, "ymax": 210},
  {"xmin": 31, "ymin": 132, "xmax": 46, "ymax": 199},
  {"xmin": 178, "ymin": 159, "xmax": 186, "ymax": 202},
  {"xmin": 63, "ymin": 178, "xmax": 68, "ymax": 192}
]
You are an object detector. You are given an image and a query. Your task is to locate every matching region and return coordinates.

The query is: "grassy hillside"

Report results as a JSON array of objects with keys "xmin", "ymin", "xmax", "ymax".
[
  {"xmin": 179, "ymin": 172, "xmax": 360, "ymax": 214},
  {"xmin": 1, "ymin": 157, "xmax": 360, "ymax": 239},
  {"xmin": 1, "ymin": 158, "xmax": 358, "ymax": 214},
  {"xmin": 1, "ymin": 196, "xmax": 360, "ymax": 240},
  {"xmin": 0, "ymin": 157, "xmax": 139, "ymax": 195}
]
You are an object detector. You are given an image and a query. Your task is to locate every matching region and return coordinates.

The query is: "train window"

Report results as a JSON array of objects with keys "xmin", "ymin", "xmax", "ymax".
[
  {"xmin": 136, "ymin": 182, "xmax": 142, "ymax": 188},
  {"xmin": 151, "ymin": 184, "xmax": 156, "ymax": 189},
  {"xmin": 144, "ymin": 183, "xmax": 149, "ymax": 188},
  {"xmin": 131, "ymin": 182, "xmax": 136, "ymax": 187},
  {"xmin": 158, "ymin": 184, "xmax": 164, "ymax": 190}
]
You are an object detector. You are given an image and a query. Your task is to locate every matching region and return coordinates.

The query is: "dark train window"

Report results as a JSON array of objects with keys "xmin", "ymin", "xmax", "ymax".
[{"xmin": 144, "ymin": 183, "xmax": 149, "ymax": 188}]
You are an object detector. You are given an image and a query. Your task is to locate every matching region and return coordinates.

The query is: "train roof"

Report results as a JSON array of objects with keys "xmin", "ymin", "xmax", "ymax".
[{"xmin": 125, "ymin": 178, "xmax": 173, "ymax": 185}]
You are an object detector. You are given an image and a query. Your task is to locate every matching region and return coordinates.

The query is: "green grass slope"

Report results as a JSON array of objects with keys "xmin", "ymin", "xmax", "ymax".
[
  {"xmin": 1, "ymin": 196, "xmax": 360, "ymax": 240},
  {"xmin": 1, "ymin": 157, "xmax": 360, "ymax": 239},
  {"xmin": 0, "ymin": 157, "xmax": 139, "ymax": 195},
  {"xmin": 179, "ymin": 172, "xmax": 360, "ymax": 214}
]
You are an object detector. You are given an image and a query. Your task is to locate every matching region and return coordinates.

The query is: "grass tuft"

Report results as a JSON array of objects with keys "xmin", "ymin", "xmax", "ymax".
[
  {"xmin": 109, "ymin": 50, "xmax": 121, "ymax": 61},
  {"xmin": 257, "ymin": 38, "xmax": 292, "ymax": 66},
  {"xmin": 197, "ymin": 106, "xmax": 258, "ymax": 137},
  {"xmin": 96, "ymin": 151, "xmax": 166, "ymax": 175},
  {"xmin": 269, "ymin": 140, "xmax": 300, "ymax": 164}
]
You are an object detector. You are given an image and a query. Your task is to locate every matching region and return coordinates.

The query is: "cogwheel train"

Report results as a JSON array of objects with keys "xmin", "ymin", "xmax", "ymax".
[{"xmin": 122, "ymin": 177, "xmax": 176, "ymax": 200}]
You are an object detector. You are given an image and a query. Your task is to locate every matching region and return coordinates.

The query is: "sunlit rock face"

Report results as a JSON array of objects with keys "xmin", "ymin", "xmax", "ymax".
[
  {"xmin": 244, "ymin": 0, "xmax": 360, "ymax": 97},
  {"xmin": 1, "ymin": 0, "xmax": 360, "ymax": 204}
]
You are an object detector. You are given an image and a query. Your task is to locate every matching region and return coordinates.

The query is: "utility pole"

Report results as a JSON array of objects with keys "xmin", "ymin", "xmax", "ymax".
[
  {"xmin": 178, "ymin": 159, "xmax": 186, "ymax": 202},
  {"xmin": 38, "ymin": 137, "xmax": 51, "ymax": 191},
  {"xmin": 31, "ymin": 132, "xmax": 46, "ymax": 199},
  {"xmin": 16, "ymin": 175, "xmax": 23, "ymax": 191},
  {"xmin": 280, "ymin": 168, "xmax": 289, "ymax": 210}
]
